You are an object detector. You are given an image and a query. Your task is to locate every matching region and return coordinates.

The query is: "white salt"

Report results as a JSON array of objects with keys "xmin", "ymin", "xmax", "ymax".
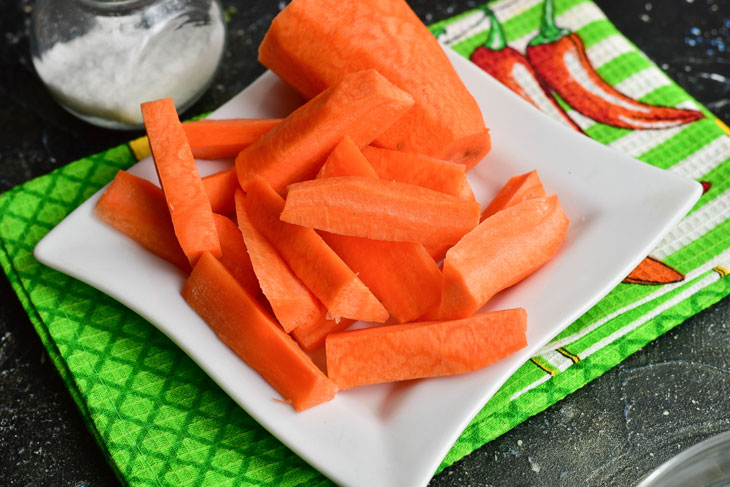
[{"xmin": 33, "ymin": 3, "xmax": 225, "ymax": 127}]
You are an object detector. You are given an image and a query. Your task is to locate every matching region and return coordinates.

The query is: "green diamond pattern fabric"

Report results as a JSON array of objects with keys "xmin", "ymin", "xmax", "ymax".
[{"xmin": 2, "ymin": 1, "xmax": 730, "ymax": 486}]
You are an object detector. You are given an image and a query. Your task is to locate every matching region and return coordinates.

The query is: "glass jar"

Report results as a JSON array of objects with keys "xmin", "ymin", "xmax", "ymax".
[
  {"xmin": 636, "ymin": 430, "xmax": 730, "ymax": 487},
  {"xmin": 30, "ymin": 0, "xmax": 226, "ymax": 130}
]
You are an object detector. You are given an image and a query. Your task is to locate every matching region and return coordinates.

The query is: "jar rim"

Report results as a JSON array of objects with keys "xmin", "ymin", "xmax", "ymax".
[{"xmin": 75, "ymin": 0, "xmax": 158, "ymax": 12}]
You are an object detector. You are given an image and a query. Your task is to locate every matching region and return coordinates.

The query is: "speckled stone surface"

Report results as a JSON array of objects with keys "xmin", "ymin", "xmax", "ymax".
[{"xmin": 1, "ymin": 1, "xmax": 728, "ymax": 486}]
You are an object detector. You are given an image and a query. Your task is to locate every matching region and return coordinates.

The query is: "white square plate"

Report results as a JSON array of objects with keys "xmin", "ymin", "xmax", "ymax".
[{"xmin": 34, "ymin": 49, "xmax": 701, "ymax": 487}]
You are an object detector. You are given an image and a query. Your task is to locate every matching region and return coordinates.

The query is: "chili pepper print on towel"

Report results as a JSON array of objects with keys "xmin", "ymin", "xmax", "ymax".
[
  {"xmin": 521, "ymin": 0, "xmax": 693, "ymax": 285},
  {"xmin": 468, "ymin": 6, "xmax": 582, "ymax": 132},
  {"xmin": 525, "ymin": 0, "xmax": 704, "ymax": 130},
  {"xmin": 452, "ymin": 2, "xmax": 693, "ymax": 288}
]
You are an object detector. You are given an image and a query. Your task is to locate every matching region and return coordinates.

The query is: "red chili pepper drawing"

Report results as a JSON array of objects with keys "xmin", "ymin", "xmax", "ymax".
[
  {"xmin": 469, "ymin": 7, "xmax": 582, "ymax": 132},
  {"xmin": 525, "ymin": 0, "xmax": 704, "ymax": 130},
  {"xmin": 449, "ymin": 3, "xmax": 688, "ymax": 287}
]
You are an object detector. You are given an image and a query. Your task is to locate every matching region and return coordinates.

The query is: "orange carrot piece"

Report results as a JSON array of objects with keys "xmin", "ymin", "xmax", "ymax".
[
  {"xmin": 245, "ymin": 177, "xmax": 389, "ymax": 323},
  {"xmin": 323, "ymin": 233, "xmax": 442, "ymax": 323},
  {"xmin": 314, "ymin": 142, "xmax": 443, "ymax": 323},
  {"xmin": 481, "ymin": 170, "xmax": 547, "ymax": 221},
  {"xmin": 326, "ymin": 309, "xmax": 528, "ymax": 389},
  {"xmin": 183, "ymin": 118, "xmax": 281, "ymax": 160},
  {"xmin": 141, "ymin": 98, "xmax": 221, "ymax": 265},
  {"xmin": 317, "ymin": 136, "xmax": 378, "ymax": 179},
  {"xmin": 213, "ymin": 213, "xmax": 260, "ymax": 299},
  {"xmin": 202, "ymin": 167, "xmax": 239, "ymax": 215},
  {"xmin": 258, "ymin": 0, "xmax": 490, "ymax": 169},
  {"xmin": 182, "ymin": 252, "xmax": 338, "ymax": 411},
  {"xmin": 94, "ymin": 170, "xmax": 190, "ymax": 272},
  {"xmin": 291, "ymin": 316, "xmax": 354, "ymax": 353},
  {"xmin": 237, "ymin": 176, "xmax": 354, "ymax": 343},
  {"xmin": 234, "ymin": 190, "xmax": 324, "ymax": 334},
  {"xmin": 236, "ymin": 69, "xmax": 414, "ymax": 194},
  {"xmin": 423, "ymin": 242, "xmax": 452, "ymax": 263},
  {"xmin": 281, "ymin": 176, "xmax": 481, "ymax": 245},
  {"xmin": 440, "ymin": 196, "xmax": 569, "ymax": 320},
  {"xmin": 362, "ymin": 146, "xmax": 474, "ymax": 200}
]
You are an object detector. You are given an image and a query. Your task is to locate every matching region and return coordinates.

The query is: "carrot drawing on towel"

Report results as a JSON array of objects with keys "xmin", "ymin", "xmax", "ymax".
[{"xmin": 623, "ymin": 256, "xmax": 684, "ymax": 285}]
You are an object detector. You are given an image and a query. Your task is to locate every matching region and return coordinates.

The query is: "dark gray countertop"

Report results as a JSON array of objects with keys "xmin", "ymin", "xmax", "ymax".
[{"xmin": 1, "ymin": 1, "xmax": 729, "ymax": 486}]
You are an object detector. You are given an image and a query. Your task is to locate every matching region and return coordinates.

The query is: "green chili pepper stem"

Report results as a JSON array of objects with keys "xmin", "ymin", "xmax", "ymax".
[
  {"xmin": 528, "ymin": 0, "xmax": 570, "ymax": 46},
  {"xmin": 481, "ymin": 6, "xmax": 507, "ymax": 51}
]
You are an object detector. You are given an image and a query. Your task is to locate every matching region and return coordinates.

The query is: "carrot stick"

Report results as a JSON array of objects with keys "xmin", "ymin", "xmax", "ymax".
[
  {"xmin": 323, "ymin": 234, "xmax": 442, "ymax": 323},
  {"xmin": 235, "ymin": 69, "xmax": 414, "ymax": 194},
  {"xmin": 423, "ymin": 242, "xmax": 452, "ymax": 263},
  {"xmin": 258, "ymin": 0, "xmax": 490, "ymax": 169},
  {"xmin": 314, "ymin": 141, "xmax": 443, "ymax": 323},
  {"xmin": 183, "ymin": 118, "xmax": 281, "ymax": 159},
  {"xmin": 94, "ymin": 170, "xmax": 190, "ymax": 272},
  {"xmin": 141, "ymin": 98, "xmax": 221, "ymax": 265},
  {"xmin": 213, "ymin": 213, "xmax": 261, "ymax": 300},
  {"xmin": 440, "ymin": 195, "xmax": 569, "ymax": 320},
  {"xmin": 245, "ymin": 177, "xmax": 389, "ymax": 323},
  {"xmin": 182, "ymin": 252, "xmax": 338, "ymax": 411},
  {"xmin": 234, "ymin": 189, "xmax": 324, "ymax": 334},
  {"xmin": 290, "ymin": 315, "xmax": 354, "ymax": 353},
  {"xmin": 362, "ymin": 146, "xmax": 474, "ymax": 200},
  {"xmin": 317, "ymin": 137, "xmax": 378, "ymax": 179},
  {"xmin": 326, "ymin": 309, "xmax": 528, "ymax": 389},
  {"xmin": 481, "ymin": 170, "xmax": 547, "ymax": 221},
  {"xmin": 281, "ymin": 176, "xmax": 481, "ymax": 245},
  {"xmin": 202, "ymin": 167, "xmax": 239, "ymax": 216}
]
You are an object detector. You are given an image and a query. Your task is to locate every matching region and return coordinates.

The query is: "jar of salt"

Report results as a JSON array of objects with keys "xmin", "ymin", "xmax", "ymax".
[{"xmin": 30, "ymin": 0, "xmax": 226, "ymax": 130}]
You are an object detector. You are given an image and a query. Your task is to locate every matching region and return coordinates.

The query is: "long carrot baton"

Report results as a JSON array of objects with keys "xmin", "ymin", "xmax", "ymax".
[
  {"xmin": 141, "ymin": 98, "xmax": 222, "ymax": 266},
  {"xmin": 470, "ymin": 7, "xmax": 582, "ymax": 132},
  {"xmin": 525, "ymin": 0, "xmax": 704, "ymax": 130}
]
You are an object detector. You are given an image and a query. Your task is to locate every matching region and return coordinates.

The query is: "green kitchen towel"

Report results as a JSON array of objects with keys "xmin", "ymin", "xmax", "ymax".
[{"xmin": 2, "ymin": 0, "xmax": 730, "ymax": 486}]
